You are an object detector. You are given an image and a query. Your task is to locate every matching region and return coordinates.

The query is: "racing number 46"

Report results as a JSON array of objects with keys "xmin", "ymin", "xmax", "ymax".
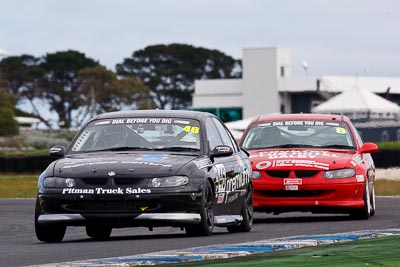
[{"xmin": 183, "ymin": 126, "xmax": 200, "ymax": 134}]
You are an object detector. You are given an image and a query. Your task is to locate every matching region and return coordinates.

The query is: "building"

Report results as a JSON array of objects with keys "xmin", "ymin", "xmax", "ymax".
[
  {"xmin": 15, "ymin": 116, "xmax": 41, "ymax": 130},
  {"xmin": 192, "ymin": 47, "xmax": 400, "ymax": 142}
]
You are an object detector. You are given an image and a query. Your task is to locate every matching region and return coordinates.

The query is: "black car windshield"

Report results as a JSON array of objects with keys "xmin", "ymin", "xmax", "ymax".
[
  {"xmin": 241, "ymin": 120, "xmax": 356, "ymax": 150},
  {"xmin": 70, "ymin": 117, "xmax": 201, "ymax": 153}
]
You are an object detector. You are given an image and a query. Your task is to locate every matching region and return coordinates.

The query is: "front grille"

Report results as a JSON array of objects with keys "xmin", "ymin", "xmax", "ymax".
[
  {"xmin": 265, "ymin": 170, "xmax": 290, "ymax": 178},
  {"xmin": 294, "ymin": 170, "xmax": 319, "ymax": 178},
  {"xmin": 264, "ymin": 170, "xmax": 320, "ymax": 178},
  {"xmin": 81, "ymin": 178, "xmax": 108, "ymax": 186},
  {"xmin": 63, "ymin": 200, "xmax": 160, "ymax": 213},
  {"xmin": 113, "ymin": 178, "xmax": 143, "ymax": 186},
  {"xmin": 258, "ymin": 190, "xmax": 326, "ymax": 198}
]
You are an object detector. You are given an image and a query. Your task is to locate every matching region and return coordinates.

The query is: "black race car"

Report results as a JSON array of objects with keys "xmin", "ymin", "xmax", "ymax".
[{"xmin": 35, "ymin": 110, "xmax": 253, "ymax": 242}]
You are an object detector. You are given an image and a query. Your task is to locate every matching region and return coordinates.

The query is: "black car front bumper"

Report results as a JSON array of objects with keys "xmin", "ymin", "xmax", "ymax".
[{"xmin": 37, "ymin": 191, "xmax": 203, "ymax": 227}]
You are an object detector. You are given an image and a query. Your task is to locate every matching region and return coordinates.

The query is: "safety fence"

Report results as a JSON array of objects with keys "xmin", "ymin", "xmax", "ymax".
[
  {"xmin": 372, "ymin": 149, "xmax": 400, "ymax": 168},
  {"xmin": 0, "ymin": 155, "xmax": 54, "ymax": 173}
]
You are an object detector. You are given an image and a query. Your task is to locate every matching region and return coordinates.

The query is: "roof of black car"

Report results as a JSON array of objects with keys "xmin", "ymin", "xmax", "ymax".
[{"xmin": 92, "ymin": 110, "xmax": 212, "ymax": 121}]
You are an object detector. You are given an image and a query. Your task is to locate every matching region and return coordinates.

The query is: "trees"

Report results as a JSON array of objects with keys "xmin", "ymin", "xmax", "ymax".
[
  {"xmin": 116, "ymin": 44, "xmax": 242, "ymax": 109},
  {"xmin": 0, "ymin": 88, "xmax": 19, "ymax": 136},
  {"xmin": 0, "ymin": 50, "xmax": 154, "ymax": 129},
  {"xmin": 0, "ymin": 51, "xmax": 98, "ymax": 128},
  {"xmin": 77, "ymin": 66, "xmax": 155, "ymax": 124},
  {"xmin": 40, "ymin": 50, "xmax": 99, "ymax": 128},
  {"xmin": 0, "ymin": 55, "xmax": 43, "ymax": 97},
  {"xmin": 0, "ymin": 55, "xmax": 49, "ymax": 127},
  {"xmin": 0, "ymin": 44, "xmax": 242, "ymax": 129}
]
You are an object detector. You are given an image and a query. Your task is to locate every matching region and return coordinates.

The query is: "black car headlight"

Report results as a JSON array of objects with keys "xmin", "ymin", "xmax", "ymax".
[
  {"xmin": 324, "ymin": 168, "xmax": 355, "ymax": 179},
  {"xmin": 148, "ymin": 176, "xmax": 189, "ymax": 188},
  {"xmin": 43, "ymin": 177, "xmax": 76, "ymax": 188}
]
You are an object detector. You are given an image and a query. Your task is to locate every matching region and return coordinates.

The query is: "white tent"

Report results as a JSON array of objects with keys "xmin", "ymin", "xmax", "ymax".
[
  {"xmin": 225, "ymin": 117, "xmax": 256, "ymax": 132},
  {"xmin": 312, "ymin": 87, "xmax": 400, "ymax": 120},
  {"xmin": 229, "ymin": 129, "xmax": 244, "ymax": 141},
  {"xmin": 225, "ymin": 113, "xmax": 280, "ymax": 140},
  {"xmin": 225, "ymin": 113, "xmax": 279, "ymax": 131},
  {"xmin": 225, "ymin": 119, "xmax": 254, "ymax": 141}
]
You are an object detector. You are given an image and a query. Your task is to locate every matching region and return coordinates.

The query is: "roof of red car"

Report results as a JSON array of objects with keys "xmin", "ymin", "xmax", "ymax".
[{"xmin": 251, "ymin": 113, "xmax": 350, "ymax": 124}]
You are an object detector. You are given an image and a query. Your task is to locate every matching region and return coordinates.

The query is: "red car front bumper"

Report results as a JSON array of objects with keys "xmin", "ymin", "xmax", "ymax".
[{"xmin": 253, "ymin": 178, "xmax": 366, "ymax": 214}]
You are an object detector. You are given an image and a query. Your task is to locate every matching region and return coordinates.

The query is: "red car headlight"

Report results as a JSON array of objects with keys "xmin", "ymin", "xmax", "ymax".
[
  {"xmin": 324, "ymin": 168, "xmax": 355, "ymax": 179},
  {"xmin": 252, "ymin": 171, "xmax": 262, "ymax": 179}
]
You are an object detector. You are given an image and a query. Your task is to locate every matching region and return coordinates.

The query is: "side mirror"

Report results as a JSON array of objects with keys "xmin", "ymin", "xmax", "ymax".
[
  {"xmin": 49, "ymin": 146, "xmax": 66, "ymax": 158},
  {"xmin": 210, "ymin": 145, "xmax": 233, "ymax": 159},
  {"xmin": 360, "ymin": 142, "xmax": 378, "ymax": 154}
]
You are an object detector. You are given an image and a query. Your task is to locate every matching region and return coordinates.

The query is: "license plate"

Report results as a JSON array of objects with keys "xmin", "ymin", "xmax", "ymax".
[{"xmin": 285, "ymin": 185, "xmax": 299, "ymax": 191}]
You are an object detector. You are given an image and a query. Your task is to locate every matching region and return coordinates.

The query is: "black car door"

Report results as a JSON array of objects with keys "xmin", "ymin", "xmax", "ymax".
[
  {"xmin": 211, "ymin": 117, "xmax": 247, "ymax": 215},
  {"xmin": 205, "ymin": 117, "xmax": 237, "ymax": 215}
]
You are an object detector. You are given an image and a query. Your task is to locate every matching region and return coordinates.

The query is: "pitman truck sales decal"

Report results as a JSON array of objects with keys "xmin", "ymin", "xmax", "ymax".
[{"xmin": 62, "ymin": 187, "xmax": 151, "ymax": 194}]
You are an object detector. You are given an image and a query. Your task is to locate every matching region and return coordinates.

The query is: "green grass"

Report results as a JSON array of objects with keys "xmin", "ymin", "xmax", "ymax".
[
  {"xmin": 0, "ymin": 175, "xmax": 38, "ymax": 198},
  {"xmin": 375, "ymin": 180, "xmax": 400, "ymax": 196},
  {"xmin": 376, "ymin": 142, "xmax": 400, "ymax": 150},
  {"xmin": 171, "ymin": 236, "xmax": 400, "ymax": 267}
]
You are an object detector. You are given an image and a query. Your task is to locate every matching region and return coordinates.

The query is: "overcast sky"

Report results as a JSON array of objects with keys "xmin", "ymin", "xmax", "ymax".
[{"xmin": 1, "ymin": 0, "xmax": 399, "ymax": 77}]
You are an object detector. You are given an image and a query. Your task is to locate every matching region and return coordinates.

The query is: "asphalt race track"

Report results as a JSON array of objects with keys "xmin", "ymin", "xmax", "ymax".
[{"xmin": 1, "ymin": 197, "xmax": 399, "ymax": 267}]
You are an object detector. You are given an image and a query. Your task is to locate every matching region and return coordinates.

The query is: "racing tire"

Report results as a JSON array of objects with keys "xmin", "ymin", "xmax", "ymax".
[
  {"xmin": 86, "ymin": 225, "xmax": 112, "ymax": 240},
  {"xmin": 185, "ymin": 181, "xmax": 214, "ymax": 236},
  {"xmin": 34, "ymin": 197, "xmax": 66, "ymax": 243},
  {"xmin": 227, "ymin": 184, "xmax": 254, "ymax": 233},
  {"xmin": 369, "ymin": 183, "xmax": 376, "ymax": 217},
  {"xmin": 350, "ymin": 181, "xmax": 371, "ymax": 220}
]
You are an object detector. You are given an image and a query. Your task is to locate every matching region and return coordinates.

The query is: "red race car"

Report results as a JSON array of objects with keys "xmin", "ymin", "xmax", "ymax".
[{"xmin": 239, "ymin": 114, "xmax": 378, "ymax": 219}]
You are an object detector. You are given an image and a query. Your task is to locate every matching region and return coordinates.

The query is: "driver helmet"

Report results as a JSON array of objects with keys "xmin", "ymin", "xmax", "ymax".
[{"xmin": 103, "ymin": 125, "xmax": 127, "ymax": 147}]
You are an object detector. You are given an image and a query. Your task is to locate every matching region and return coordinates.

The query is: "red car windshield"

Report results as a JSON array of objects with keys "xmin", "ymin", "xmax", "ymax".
[{"xmin": 241, "ymin": 120, "xmax": 356, "ymax": 150}]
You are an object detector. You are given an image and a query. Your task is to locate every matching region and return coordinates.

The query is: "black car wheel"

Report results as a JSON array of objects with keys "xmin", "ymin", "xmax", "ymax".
[
  {"xmin": 34, "ymin": 197, "xmax": 66, "ymax": 243},
  {"xmin": 227, "ymin": 184, "xmax": 254, "ymax": 233},
  {"xmin": 86, "ymin": 225, "xmax": 112, "ymax": 240},
  {"xmin": 350, "ymin": 181, "xmax": 371, "ymax": 220},
  {"xmin": 185, "ymin": 181, "xmax": 214, "ymax": 236}
]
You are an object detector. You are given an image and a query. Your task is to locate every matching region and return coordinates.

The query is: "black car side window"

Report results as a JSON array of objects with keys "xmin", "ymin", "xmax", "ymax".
[
  {"xmin": 225, "ymin": 127, "xmax": 240, "ymax": 153},
  {"xmin": 212, "ymin": 118, "xmax": 238, "ymax": 152},
  {"xmin": 205, "ymin": 118, "xmax": 223, "ymax": 150}
]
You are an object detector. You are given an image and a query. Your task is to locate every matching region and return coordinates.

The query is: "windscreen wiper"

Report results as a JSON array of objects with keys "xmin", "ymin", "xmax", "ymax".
[
  {"xmin": 91, "ymin": 146, "xmax": 155, "ymax": 152},
  {"xmin": 276, "ymin": 144, "xmax": 317, "ymax": 148},
  {"xmin": 154, "ymin": 146, "xmax": 200, "ymax": 152},
  {"xmin": 110, "ymin": 146, "xmax": 156, "ymax": 151},
  {"xmin": 320, "ymin": 145, "xmax": 356, "ymax": 149}
]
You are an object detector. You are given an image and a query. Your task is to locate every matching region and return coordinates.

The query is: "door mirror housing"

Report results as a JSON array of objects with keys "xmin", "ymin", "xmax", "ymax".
[
  {"xmin": 210, "ymin": 145, "xmax": 233, "ymax": 160},
  {"xmin": 49, "ymin": 146, "xmax": 66, "ymax": 158},
  {"xmin": 360, "ymin": 142, "xmax": 378, "ymax": 154}
]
